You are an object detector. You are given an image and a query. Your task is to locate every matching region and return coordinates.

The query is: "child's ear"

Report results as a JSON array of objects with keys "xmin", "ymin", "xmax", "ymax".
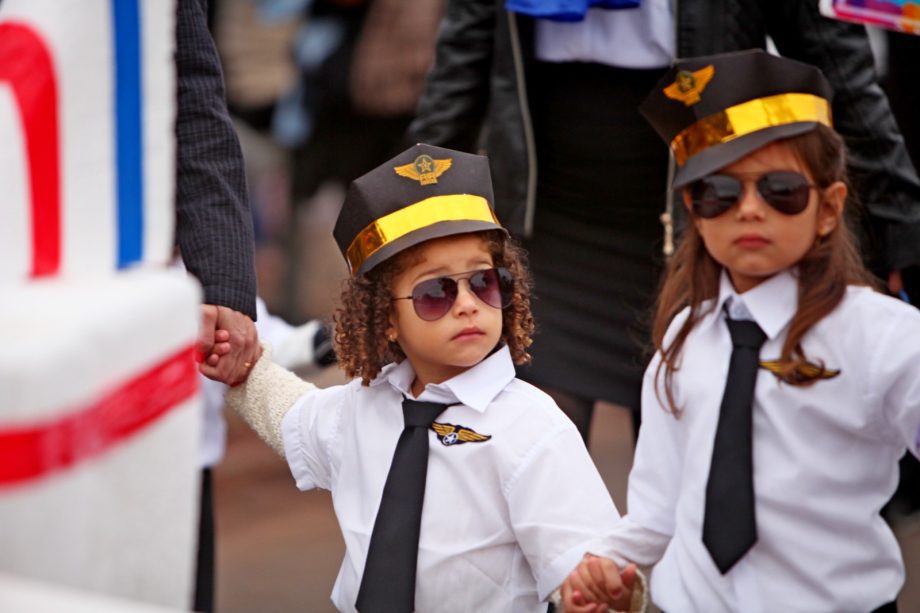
[
  {"xmin": 817, "ymin": 181, "xmax": 846, "ymax": 237},
  {"xmin": 386, "ymin": 312, "xmax": 398, "ymax": 343}
]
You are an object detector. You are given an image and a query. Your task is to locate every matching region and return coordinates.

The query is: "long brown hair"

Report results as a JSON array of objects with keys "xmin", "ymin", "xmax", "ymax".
[
  {"xmin": 333, "ymin": 230, "xmax": 535, "ymax": 385},
  {"xmin": 652, "ymin": 126, "xmax": 877, "ymax": 414}
]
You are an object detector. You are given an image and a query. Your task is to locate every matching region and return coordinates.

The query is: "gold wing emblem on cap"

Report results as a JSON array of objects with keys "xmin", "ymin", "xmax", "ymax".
[
  {"xmin": 431, "ymin": 421, "xmax": 492, "ymax": 446},
  {"xmin": 760, "ymin": 359, "xmax": 841, "ymax": 384},
  {"xmin": 664, "ymin": 65, "xmax": 715, "ymax": 107},
  {"xmin": 394, "ymin": 155, "xmax": 453, "ymax": 186}
]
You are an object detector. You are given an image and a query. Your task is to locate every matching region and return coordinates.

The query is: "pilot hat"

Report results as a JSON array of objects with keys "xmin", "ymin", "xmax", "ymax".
[
  {"xmin": 640, "ymin": 49, "xmax": 833, "ymax": 188},
  {"xmin": 333, "ymin": 143, "xmax": 505, "ymax": 275}
]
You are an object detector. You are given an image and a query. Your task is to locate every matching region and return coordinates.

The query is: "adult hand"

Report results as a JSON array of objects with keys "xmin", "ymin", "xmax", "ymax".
[
  {"xmin": 198, "ymin": 304, "xmax": 259, "ymax": 385},
  {"xmin": 888, "ymin": 270, "xmax": 903, "ymax": 296}
]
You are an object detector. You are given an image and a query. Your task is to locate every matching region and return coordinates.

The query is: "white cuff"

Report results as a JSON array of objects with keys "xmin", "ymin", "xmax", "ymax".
[{"xmin": 224, "ymin": 342, "xmax": 316, "ymax": 456}]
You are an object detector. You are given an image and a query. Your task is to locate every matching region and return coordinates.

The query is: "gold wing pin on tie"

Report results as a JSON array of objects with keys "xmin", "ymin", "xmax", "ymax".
[
  {"xmin": 663, "ymin": 65, "xmax": 715, "ymax": 106},
  {"xmin": 394, "ymin": 155, "xmax": 453, "ymax": 185},
  {"xmin": 431, "ymin": 421, "xmax": 491, "ymax": 446},
  {"xmin": 760, "ymin": 359, "xmax": 841, "ymax": 384}
]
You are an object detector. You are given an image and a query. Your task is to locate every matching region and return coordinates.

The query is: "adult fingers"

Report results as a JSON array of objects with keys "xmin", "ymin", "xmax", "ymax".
[
  {"xmin": 888, "ymin": 270, "xmax": 903, "ymax": 295},
  {"xmin": 198, "ymin": 304, "xmax": 219, "ymax": 357},
  {"xmin": 213, "ymin": 307, "xmax": 259, "ymax": 385}
]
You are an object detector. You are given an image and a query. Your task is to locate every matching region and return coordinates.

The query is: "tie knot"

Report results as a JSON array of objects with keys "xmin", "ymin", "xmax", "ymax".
[
  {"xmin": 402, "ymin": 398, "xmax": 448, "ymax": 428},
  {"xmin": 726, "ymin": 318, "xmax": 767, "ymax": 349}
]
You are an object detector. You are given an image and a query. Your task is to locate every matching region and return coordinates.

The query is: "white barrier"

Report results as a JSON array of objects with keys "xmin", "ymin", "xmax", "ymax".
[
  {"xmin": 0, "ymin": 270, "xmax": 202, "ymax": 609},
  {"xmin": 0, "ymin": 572, "xmax": 186, "ymax": 613}
]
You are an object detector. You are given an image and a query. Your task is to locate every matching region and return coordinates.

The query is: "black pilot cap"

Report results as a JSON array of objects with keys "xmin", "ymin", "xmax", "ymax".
[
  {"xmin": 639, "ymin": 49, "xmax": 833, "ymax": 188},
  {"xmin": 333, "ymin": 143, "xmax": 505, "ymax": 275}
]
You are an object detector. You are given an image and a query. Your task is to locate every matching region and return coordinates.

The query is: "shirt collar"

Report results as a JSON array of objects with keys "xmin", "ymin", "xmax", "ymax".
[
  {"xmin": 714, "ymin": 269, "xmax": 798, "ymax": 340},
  {"xmin": 371, "ymin": 345, "xmax": 516, "ymax": 413}
]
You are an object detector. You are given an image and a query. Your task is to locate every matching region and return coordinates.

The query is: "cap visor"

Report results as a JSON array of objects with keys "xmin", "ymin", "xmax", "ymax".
[
  {"xmin": 357, "ymin": 219, "xmax": 506, "ymax": 275},
  {"xmin": 672, "ymin": 122, "xmax": 821, "ymax": 188}
]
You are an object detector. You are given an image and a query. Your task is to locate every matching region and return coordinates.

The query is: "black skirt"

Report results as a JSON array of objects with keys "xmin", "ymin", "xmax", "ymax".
[{"xmin": 518, "ymin": 61, "xmax": 670, "ymax": 410}]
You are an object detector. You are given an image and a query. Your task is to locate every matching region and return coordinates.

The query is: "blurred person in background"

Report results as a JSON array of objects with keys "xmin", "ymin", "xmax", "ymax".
[
  {"xmin": 879, "ymin": 27, "xmax": 920, "ymax": 527},
  {"xmin": 408, "ymin": 1, "xmax": 920, "ymax": 451},
  {"xmin": 213, "ymin": 0, "xmax": 445, "ymax": 321},
  {"xmin": 176, "ymin": 1, "xmax": 263, "ymax": 609}
]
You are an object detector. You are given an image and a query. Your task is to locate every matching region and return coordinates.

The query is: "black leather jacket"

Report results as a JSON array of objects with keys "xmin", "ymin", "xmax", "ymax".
[{"xmin": 409, "ymin": 0, "xmax": 920, "ymax": 273}]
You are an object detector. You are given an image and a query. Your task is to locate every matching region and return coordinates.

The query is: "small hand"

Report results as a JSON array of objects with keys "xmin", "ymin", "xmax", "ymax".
[
  {"xmin": 888, "ymin": 270, "xmax": 903, "ymax": 296},
  {"xmin": 561, "ymin": 555, "xmax": 636, "ymax": 612}
]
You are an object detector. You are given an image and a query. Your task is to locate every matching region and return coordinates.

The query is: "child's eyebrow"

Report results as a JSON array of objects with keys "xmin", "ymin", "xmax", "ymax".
[{"xmin": 411, "ymin": 259, "xmax": 494, "ymax": 283}]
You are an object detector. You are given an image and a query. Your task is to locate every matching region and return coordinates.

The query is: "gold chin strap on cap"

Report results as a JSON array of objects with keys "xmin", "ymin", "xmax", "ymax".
[
  {"xmin": 345, "ymin": 194, "xmax": 499, "ymax": 274},
  {"xmin": 670, "ymin": 93, "xmax": 832, "ymax": 166}
]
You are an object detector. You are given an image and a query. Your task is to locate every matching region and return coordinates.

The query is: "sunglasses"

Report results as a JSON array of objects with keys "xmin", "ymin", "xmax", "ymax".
[
  {"xmin": 688, "ymin": 171, "xmax": 818, "ymax": 219},
  {"xmin": 393, "ymin": 267, "xmax": 514, "ymax": 321}
]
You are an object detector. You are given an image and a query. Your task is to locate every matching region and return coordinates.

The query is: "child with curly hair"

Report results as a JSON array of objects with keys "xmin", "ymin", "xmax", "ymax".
[{"xmin": 219, "ymin": 144, "xmax": 641, "ymax": 613}]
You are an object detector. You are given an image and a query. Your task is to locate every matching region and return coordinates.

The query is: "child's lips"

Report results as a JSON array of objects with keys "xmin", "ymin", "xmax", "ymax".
[
  {"xmin": 452, "ymin": 327, "xmax": 484, "ymax": 340},
  {"xmin": 734, "ymin": 233, "xmax": 770, "ymax": 248}
]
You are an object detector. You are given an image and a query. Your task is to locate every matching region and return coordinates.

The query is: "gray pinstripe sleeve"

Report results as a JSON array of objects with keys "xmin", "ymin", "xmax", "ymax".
[{"xmin": 175, "ymin": 0, "xmax": 257, "ymax": 320}]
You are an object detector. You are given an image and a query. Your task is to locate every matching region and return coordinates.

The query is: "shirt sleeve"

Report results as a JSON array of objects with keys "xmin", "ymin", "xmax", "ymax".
[
  {"xmin": 175, "ymin": 0, "xmax": 256, "ymax": 318},
  {"xmin": 872, "ymin": 308, "xmax": 920, "ymax": 458},
  {"xmin": 282, "ymin": 383, "xmax": 349, "ymax": 492},
  {"xmin": 504, "ymin": 424, "xmax": 623, "ymax": 601},
  {"xmin": 623, "ymin": 352, "xmax": 684, "ymax": 539}
]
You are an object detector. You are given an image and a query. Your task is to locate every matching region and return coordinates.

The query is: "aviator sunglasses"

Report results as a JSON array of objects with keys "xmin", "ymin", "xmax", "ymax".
[
  {"xmin": 688, "ymin": 170, "xmax": 819, "ymax": 219},
  {"xmin": 393, "ymin": 267, "xmax": 514, "ymax": 321}
]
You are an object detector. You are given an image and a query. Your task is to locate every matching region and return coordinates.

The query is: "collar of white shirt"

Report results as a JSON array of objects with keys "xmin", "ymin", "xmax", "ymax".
[
  {"xmin": 369, "ymin": 345, "xmax": 516, "ymax": 413},
  {"xmin": 711, "ymin": 269, "xmax": 798, "ymax": 340}
]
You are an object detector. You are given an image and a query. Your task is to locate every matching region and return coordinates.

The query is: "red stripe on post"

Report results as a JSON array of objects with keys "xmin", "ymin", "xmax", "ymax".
[
  {"xmin": 0, "ymin": 345, "xmax": 199, "ymax": 487},
  {"xmin": 0, "ymin": 22, "xmax": 61, "ymax": 277}
]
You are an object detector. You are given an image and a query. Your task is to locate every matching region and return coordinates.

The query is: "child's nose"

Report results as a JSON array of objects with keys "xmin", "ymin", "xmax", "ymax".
[
  {"xmin": 736, "ymin": 182, "xmax": 767, "ymax": 219},
  {"xmin": 453, "ymin": 281, "xmax": 480, "ymax": 315}
]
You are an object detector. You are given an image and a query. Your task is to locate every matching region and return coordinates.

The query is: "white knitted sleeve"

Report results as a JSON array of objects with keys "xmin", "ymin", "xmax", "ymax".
[{"xmin": 224, "ymin": 342, "xmax": 316, "ymax": 456}]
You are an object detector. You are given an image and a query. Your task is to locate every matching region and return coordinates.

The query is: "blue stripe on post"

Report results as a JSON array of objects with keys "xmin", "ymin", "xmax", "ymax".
[{"xmin": 112, "ymin": 0, "xmax": 143, "ymax": 268}]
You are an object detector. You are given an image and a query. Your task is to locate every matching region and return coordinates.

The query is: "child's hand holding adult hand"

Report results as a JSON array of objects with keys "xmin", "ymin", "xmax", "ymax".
[{"xmin": 560, "ymin": 555, "xmax": 638, "ymax": 612}]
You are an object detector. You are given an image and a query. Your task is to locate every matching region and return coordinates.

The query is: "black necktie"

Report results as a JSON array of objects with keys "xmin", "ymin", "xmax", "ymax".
[
  {"xmin": 355, "ymin": 398, "xmax": 447, "ymax": 612},
  {"xmin": 703, "ymin": 317, "xmax": 767, "ymax": 574}
]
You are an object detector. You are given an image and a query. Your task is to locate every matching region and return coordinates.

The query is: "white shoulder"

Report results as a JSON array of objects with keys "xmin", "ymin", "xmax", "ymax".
[
  {"xmin": 496, "ymin": 377, "xmax": 575, "ymax": 429},
  {"xmin": 841, "ymin": 285, "xmax": 919, "ymax": 319}
]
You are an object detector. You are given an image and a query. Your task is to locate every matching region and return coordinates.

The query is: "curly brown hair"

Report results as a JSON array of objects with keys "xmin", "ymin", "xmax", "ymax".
[
  {"xmin": 652, "ymin": 126, "xmax": 878, "ymax": 415},
  {"xmin": 333, "ymin": 230, "xmax": 535, "ymax": 385}
]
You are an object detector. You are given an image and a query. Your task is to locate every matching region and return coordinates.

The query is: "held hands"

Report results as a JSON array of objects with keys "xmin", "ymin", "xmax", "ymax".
[
  {"xmin": 197, "ymin": 304, "xmax": 260, "ymax": 386},
  {"xmin": 561, "ymin": 555, "xmax": 638, "ymax": 613}
]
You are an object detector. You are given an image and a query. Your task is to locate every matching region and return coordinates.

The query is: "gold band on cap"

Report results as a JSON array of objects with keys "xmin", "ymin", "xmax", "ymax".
[
  {"xmin": 345, "ymin": 194, "xmax": 499, "ymax": 274},
  {"xmin": 670, "ymin": 93, "xmax": 831, "ymax": 166}
]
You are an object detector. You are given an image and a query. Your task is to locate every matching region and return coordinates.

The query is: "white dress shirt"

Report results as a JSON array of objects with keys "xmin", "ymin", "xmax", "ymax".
[
  {"xmin": 281, "ymin": 345, "xmax": 623, "ymax": 612},
  {"xmin": 535, "ymin": 1, "xmax": 675, "ymax": 69},
  {"xmin": 604, "ymin": 270, "xmax": 920, "ymax": 613}
]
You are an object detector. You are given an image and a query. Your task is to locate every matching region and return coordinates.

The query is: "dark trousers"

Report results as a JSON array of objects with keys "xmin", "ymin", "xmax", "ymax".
[{"xmin": 194, "ymin": 468, "xmax": 215, "ymax": 613}]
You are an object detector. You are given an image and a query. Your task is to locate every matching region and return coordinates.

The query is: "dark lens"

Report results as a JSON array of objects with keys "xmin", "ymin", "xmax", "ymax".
[
  {"xmin": 468, "ymin": 268, "xmax": 514, "ymax": 309},
  {"xmin": 757, "ymin": 171, "xmax": 811, "ymax": 215},
  {"xmin": 411, "ymin": 277, "xmax": 457, "ymax": 321},
  {"xmin": 690, "ymin": 175, "xmax": 742, "ymax": 219}
]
